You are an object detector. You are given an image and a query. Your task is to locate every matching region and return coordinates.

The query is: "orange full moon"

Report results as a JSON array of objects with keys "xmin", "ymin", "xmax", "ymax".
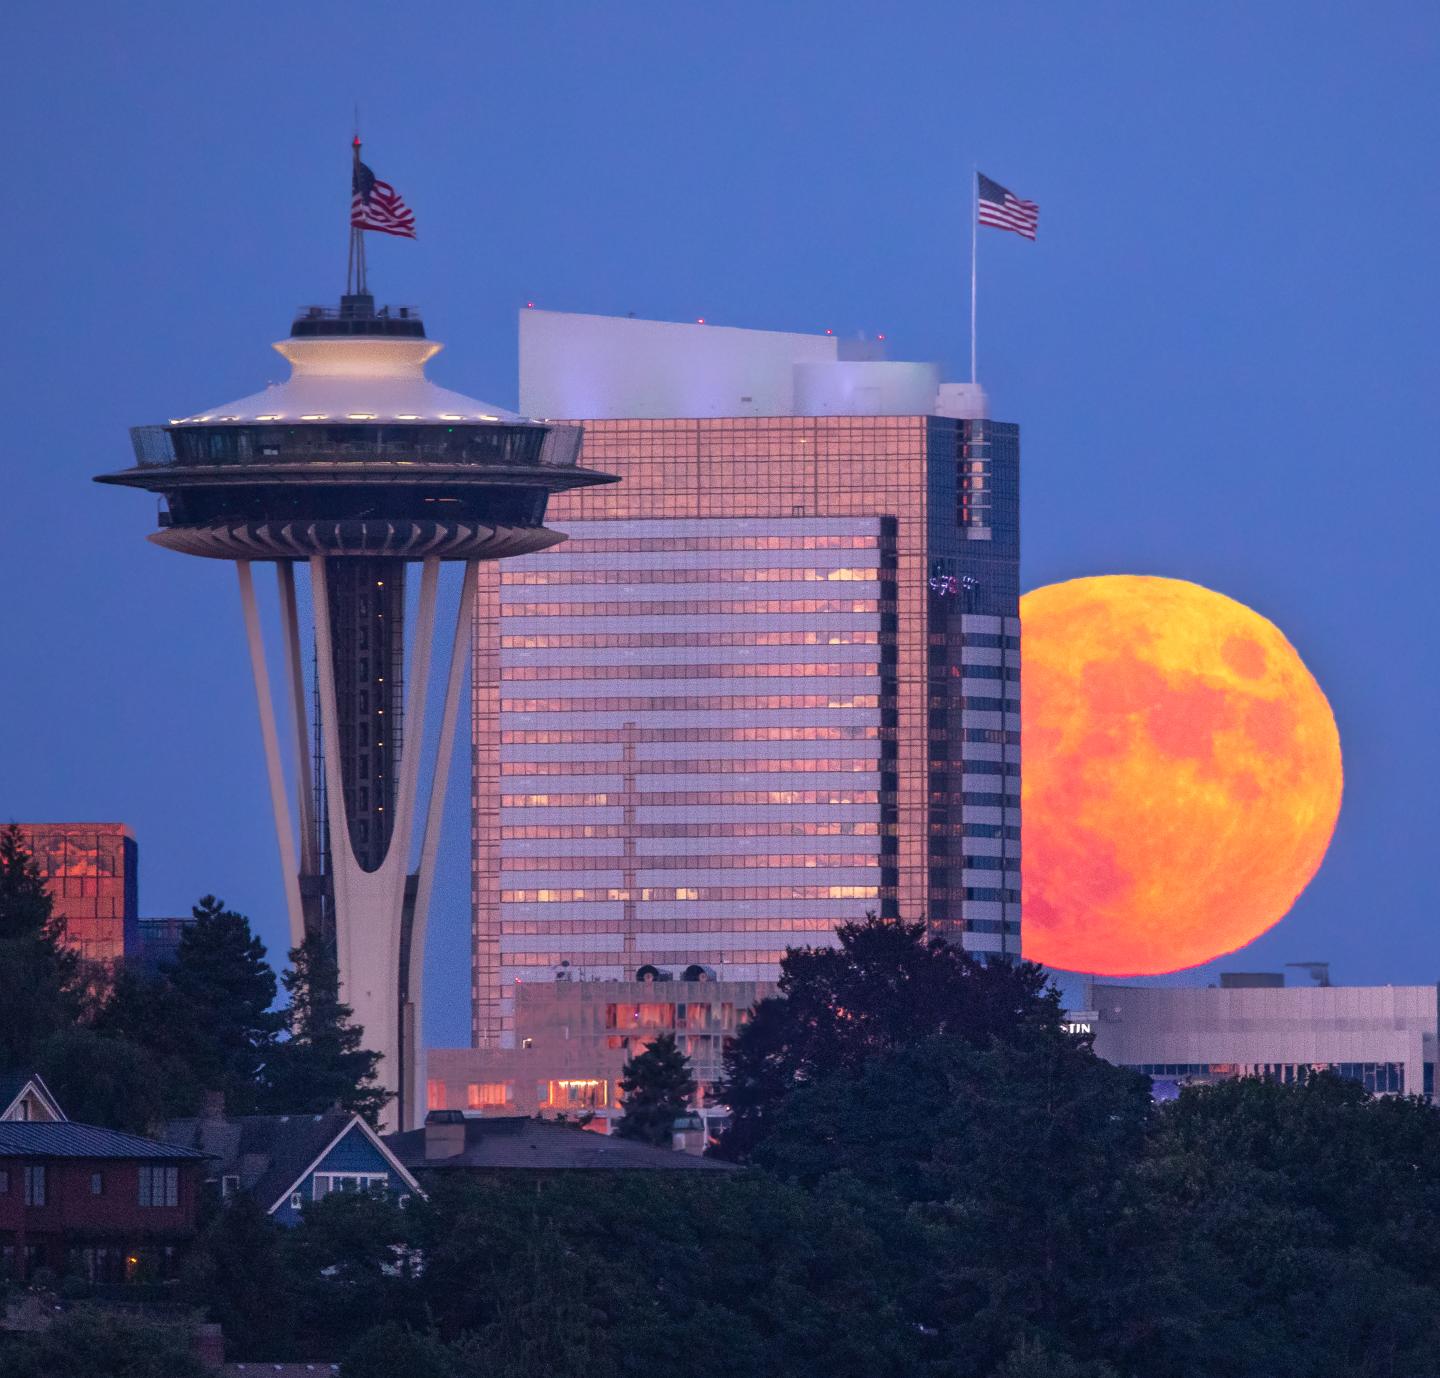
[{"xmin": 1020, "ymin": 576, "xmax": 1342, "ymax": 975}]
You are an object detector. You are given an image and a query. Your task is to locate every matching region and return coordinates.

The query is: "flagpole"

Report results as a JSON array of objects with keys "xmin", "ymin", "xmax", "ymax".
[
  {"xmin": 349, "ymin": 136, "xmax": 367, "ymax": 297},
  {"xmin": 970, "ymin": 166, "xmax": 978, "ymax": 385}
]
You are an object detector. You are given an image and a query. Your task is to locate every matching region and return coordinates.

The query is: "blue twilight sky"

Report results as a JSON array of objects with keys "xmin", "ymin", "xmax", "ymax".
[{"xmin": 2, "ymin": 2, "xmax": 1437, "ymax": 1041}]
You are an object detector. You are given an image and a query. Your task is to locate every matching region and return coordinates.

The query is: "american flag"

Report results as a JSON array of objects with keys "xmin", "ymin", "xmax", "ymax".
[
  {"xmin": 351, "ymin": 157, "xmax": 416, "ymax": 239},
  {"xmin": 977, "ymin": 173, "xmax": 1038, "ymax": 241}
]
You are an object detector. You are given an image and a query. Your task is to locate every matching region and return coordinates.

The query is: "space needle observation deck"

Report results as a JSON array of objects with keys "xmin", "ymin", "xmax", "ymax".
[{"xmin": 97, "ymin": 291, "xmax": 616, "ymax": 1128}]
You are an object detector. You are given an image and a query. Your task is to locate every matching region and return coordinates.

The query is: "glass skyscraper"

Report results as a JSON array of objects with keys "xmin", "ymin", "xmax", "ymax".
[
  {"xmin": 17, "ymin": 823, "xmax": 139, "ymax": 968},
  {"xmin": 469, "ymin": 316, "xmax": 1019, "ymax": 1048}
]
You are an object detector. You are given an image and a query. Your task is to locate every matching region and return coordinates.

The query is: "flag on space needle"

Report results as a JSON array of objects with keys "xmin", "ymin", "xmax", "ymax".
[{"xmin": 351, "ymin": 145, "xmax": 417, "ymax": 239}]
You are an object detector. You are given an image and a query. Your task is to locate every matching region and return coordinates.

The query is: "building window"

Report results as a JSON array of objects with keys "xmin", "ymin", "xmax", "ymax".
[
  {"xmin": 24, "ymin": 1165, "xmax": 46, "ymax": 1207},
  {"xmin": 290, "ymin": 1192, "xmax": 303, "ymax": 1211},
  {"xmin": 426, "ymin": 1079, "xmax": 447, "ymax": 1110},
  {"xmin": 138, "ymin": 1165, "xmax": 178, "ymax": 1208},
  {"xmin": 466, "ymin": 1081, "xmax": 513, "ymax": 1109},
  {"xmin": 541, "ymin": 1079, "xmax": 608, "ymax": 1110},
  {"xmin": 312, "ymin": 1173, "xmax": 390, "ymax": 1201},
  {"xmin": 0, "ymin": 1169, "xmax": 9, "ymax": 1195},
  {"xmin": 221, "ymin": 1174, "xmax": 240, "ymax": 1199},
  {"xmin": 90, "ymin": 1172, "xmax": 104, "ymax": 1196}
]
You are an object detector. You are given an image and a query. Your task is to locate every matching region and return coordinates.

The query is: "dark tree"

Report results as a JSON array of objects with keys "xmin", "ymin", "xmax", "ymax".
[
  {"xmin": 0, "ymin": 1307, "xmax": 210, "ymax": 1378},
  {"xmin": 264, "ymin": 937, "xmax": 388, "ymax": 1123},
  {"xmin": 615, "ymin": 1031, "xmax": 696, "ymax": 1146},
  {"xmin": 0, "ymin": 823, "xmax": 81, "ymax": 1068},
  {"xmin": 100, "ymin": 895, "xmax": 282, "ymax": 1115},
  {"xmin": 755, "ymin": 1031, "xmax": 1158, "ymax": 1373},
  {"xmin": 95, "ymin": 962, "xmax": 204, "ymax": 1116},
  {"xmin": 714, "ymin": 913, "xmax": 1063, "ymax": 1159},
  {"xmin": 162, "ymin": 895, "xmax": 282, "ymax": 1113},
  {"xmin": 341, "ymin": 1323, "xmax": 466, "ymax": 1378},
  {"xmin": 184, "ymin": 1192, "xmax": 299, "ymax": 1362},
  {"xmin": 38, "ymin": 1025, "xmax": 166, "ymax": 1134}
]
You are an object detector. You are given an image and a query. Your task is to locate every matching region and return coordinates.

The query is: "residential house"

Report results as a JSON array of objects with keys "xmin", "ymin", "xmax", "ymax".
[
  {"xmin": 385, "ymin": 1110, "xmax": 737, "ymax": 1177},
  {"xmin": 0, "ymin": 1121, "xmax": 204, "ymax": 1283},
  {"xmin": 0, "ymin": 1074, "xmax": 66, "ymax": 1124},
  {"xmin": 161, "ymin": 1103, "xmax": 421, "ymax": 1225}
]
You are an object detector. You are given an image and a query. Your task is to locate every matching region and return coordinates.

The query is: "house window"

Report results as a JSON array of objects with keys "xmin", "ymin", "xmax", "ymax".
[
  {"xmin": 290, "ymin": 1192, "xmax": 303, "ymax": 1211},
  {"xmin": 0, "ymin": 1169, "xmax": 9, "ymax": 1194},
  {"xmin": 24, "ymin": 1165, "xmax": 46, "ymax": 1207},
  {"xmin": 426, "ymin": 1079, "xmax": 447, "ymax": 1110},
  {"xmin": 312, "ymin": 1172, "xmax": 390, "ymax": 1201},
  {"xmin": 138, "ymin": 1165, "xmax": 178, "ymax": 1207},
  {"xmin": 466, "ymin": 1081, "xmax": 513, "ymax": 1109},
  {"xmin": 221, "ymin": 1175, "xmax": 240, "ymax": 1199},
  {"xmin": 90, "ymin": 1173, "xmax": 104, "ymax": 1196}
]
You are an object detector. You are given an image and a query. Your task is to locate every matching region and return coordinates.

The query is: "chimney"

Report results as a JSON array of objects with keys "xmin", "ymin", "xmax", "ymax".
[{"xmin": 424, "ymin": 1109, "xmax": 466, "ymax": 1161}]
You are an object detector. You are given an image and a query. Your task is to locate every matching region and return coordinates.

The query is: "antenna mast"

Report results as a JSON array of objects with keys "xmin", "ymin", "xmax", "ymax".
[{"xmin": 346, "ymin": 135, "xmax": 368, "ymax": 298}]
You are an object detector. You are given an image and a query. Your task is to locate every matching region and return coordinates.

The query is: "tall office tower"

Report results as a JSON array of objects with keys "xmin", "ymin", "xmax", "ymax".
[
  {"xmin": 469, "ymin": 312, "xmax": 1019, "ymax": 1048},
  {"xmin": 16, "ymin": 823, "xmax": 138, "ymax": 967},
  {"xmin": 97, "ymin": 293, "xmax": 613, "ymax": 1125}
]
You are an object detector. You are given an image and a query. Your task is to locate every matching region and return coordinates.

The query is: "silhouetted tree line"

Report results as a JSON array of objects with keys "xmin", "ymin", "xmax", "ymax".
[
  {"xmin": 164, "ymin": 914, "xmax": 1440, "ymax": 1377},
  {"xmin": 0, "ymin": 823, "xmax": 385, "ymax": 1128},
  {"xmin": 11, "ymin": 824, "xmax": 1440, "ymax": 1377}
]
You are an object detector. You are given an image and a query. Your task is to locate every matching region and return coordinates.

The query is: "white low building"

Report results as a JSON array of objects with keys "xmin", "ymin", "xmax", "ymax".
[{"xmin": 1083, "ymin": 975, "xmax": 1440, "ymax": 1102}]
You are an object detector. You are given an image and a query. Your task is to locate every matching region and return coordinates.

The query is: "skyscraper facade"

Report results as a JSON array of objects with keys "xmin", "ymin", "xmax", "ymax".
[
  {"xmin": 16, "ymin": 823, "xmax": 138, "ymax": 967},
  {"xmin": 469, "ymin": 314, "xmax": 1019, "ymax": 1048}
]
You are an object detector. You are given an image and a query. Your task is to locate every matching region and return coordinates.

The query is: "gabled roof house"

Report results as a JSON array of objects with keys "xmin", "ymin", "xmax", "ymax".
[{"xmin": 161, "ymin": 1102, "xmax": 421, "ymax": 1225}]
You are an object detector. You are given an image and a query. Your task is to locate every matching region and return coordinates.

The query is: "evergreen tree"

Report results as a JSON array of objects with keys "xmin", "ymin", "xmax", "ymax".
[
  {"xmin": 101, "ymin": 895, "xmax": 282, "ymax": 1115},
  {"xmin": 264, "ymin": 936, "xmax": 388, "ymax": 1123},
  {"xmin": 0, "ymin": 823, "xmax": 81, "ymax": 1069},
  {"xmin": 615, "ymin": 1031, "xmax": 696, "ymax": 1146}
]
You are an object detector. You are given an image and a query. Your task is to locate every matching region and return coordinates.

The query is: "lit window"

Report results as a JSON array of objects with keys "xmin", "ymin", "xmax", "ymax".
[
  {"xmin": 23, "ymin": 1166, "xmax": 45, "ymax": 1206},
  {"xmin": 312, "ymin": 1173, "xmax": 390, "ymax": 1201},
  {"xmin": 466, "ymin": 1081, "xmax": 513, "ymax": 1109},
  {"xmin": 426, "ymin": 1079, "xmax": 447, "ymax": 1110}
]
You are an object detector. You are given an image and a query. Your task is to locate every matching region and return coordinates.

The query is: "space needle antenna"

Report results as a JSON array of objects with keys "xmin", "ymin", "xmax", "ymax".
[{"xmin": 346, "ymin": 131, "xmax": 368, "ymax": 299}]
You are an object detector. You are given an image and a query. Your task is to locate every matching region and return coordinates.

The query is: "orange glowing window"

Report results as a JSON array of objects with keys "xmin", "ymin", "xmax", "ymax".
[
  {"xmin": 426, "ymin": 1079, "xmax": 447, "ymax": 1111},
  {"xmin": 466, "ymin": 1081, "xmax": 513, "ymax": 1109}
]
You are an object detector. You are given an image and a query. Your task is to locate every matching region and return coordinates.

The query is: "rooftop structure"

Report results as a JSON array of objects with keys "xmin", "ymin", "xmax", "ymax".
[
  {"xmin": 1086, "ymin": 976, "xmax": 1440, "ymax": 1102},
  {"xmin": 97, "ymin": 289, "xmax": 616, "ymax": 1130},
  {"xmin": 428, "ymin": 974, "xmax": 774, "ymax": 1136},
  {"xmin": 386, "ymin": 1110, "xmax": 736, "ymax": 1174},
  {"xmin": 0, "ymin": 1073, "xmax": 66, "ymax": 1123}
]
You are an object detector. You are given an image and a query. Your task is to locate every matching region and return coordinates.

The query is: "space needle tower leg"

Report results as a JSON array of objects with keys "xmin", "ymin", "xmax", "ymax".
[{"xmin": 237, "ymin": 560, "xmax": 305, "ymax": 951}]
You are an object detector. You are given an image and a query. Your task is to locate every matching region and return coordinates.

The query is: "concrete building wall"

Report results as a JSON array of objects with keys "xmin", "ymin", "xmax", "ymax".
[
  {"xmin": 1089, "ymin": 982, "xmax": 1440, "ymax": 1100},
  {"xmin": 430, "ymin": 978, "xmax": 774, "ymax": 1133}
]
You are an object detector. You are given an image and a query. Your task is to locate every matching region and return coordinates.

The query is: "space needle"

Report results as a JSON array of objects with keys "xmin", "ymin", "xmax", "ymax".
[{"xmin": 97, "ymin": 142, "xmax": 616, "ymax": 1127}]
